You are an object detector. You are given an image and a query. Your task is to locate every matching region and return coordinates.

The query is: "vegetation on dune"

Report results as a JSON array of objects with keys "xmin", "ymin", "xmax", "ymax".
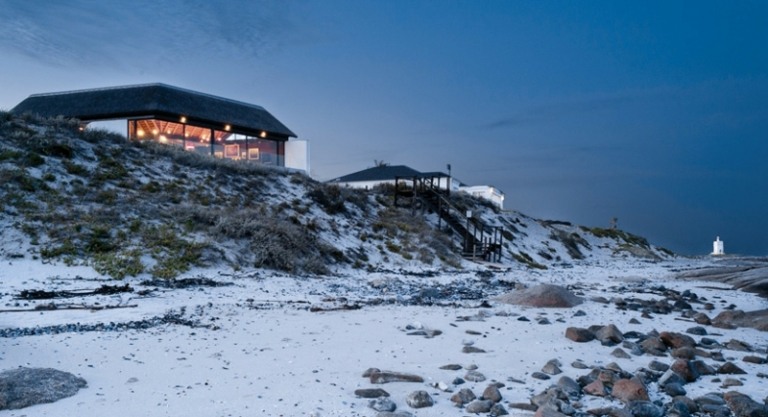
[{"xmin": 0, "ymin": 112, "xmax": 475, "ymax": 278}]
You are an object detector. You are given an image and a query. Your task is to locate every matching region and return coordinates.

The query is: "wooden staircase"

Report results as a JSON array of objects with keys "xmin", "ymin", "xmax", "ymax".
[{"xmin": 393, "ymin": 175, "xmax": 503, "ymax": 262}]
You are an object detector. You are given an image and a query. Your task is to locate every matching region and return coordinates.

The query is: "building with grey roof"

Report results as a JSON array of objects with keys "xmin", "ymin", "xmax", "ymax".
[{"xmin": 12, "ymin": 83, "xmax": 308, "ymax": 171}]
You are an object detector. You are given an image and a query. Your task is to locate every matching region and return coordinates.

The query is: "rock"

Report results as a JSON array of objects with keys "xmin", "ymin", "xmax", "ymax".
[
  {"xmin": 668, "ymin": 396, "xmax": 695, "ymax": 417},
  {"xmin": 370, "ymin": 371, "xmax": 424, "ymax": 384},
  {"xmin": 583, "ymin": 379, "xmax": 607, "ymax": 396},
  {"xmin": 693, "ymin": 314, "xmax": 712, "ymax": 325},
  {"xmin": 556, "ymin": 376, "xmax": 582, "ymax": 398},
  {"xmin": 660, "ymin": 331, "xmax": 697, "ymax": 349},
  {"xmin": 686, "ymin": 326, "xmax": 708, "ymax": 335},
  {"xmin": 406, "ymin": 329, "xmax": 442, "ymax": 338},
  {"xmin": 723, "ymin": 391, "xmax": 768, "ymax": 417},
  {"xmin": 0, "ymin": 367, "xmax": 87, "ymax": 410},
  {"xmin": 595, "ymin": 324, "xmax": 624, "ymax": 345},
  {"xmin": 721, "ymin": 378, "xmax": 743, "ymax": 388},
  {"xmin": 586, "ymin": 406, "xmax": 630, "ymax": 417},
  {"xmin": 542, "ymin": 359, "xmax": 563, "ymax": 375},
  {"xmin": 712, "ymin": 310, "xmax": 768, "ymax": 331},
  {"xmin": 695, "ymin": 392, "xmax": 726, "ymax": 407},
  {"xmin": 612, "ymin": 348, "xmax": 632, "ymax": 359},
  {"xmin": 363, "ymin": 367, "xmax": 381, "ymax": 377},
  {"xmin": 490, "ymin": 403, "xmax": 509, "ymax": 415},
  {"xmin": 689, "ymin": 360, "xmax": 716, "ymax": 376},
  {"xmin": 376, "ymin": 412, "xmax": 414, "ymax": 417},
  {"xmin": 405, "ymin": 390, "xmax": 433, "ymax": 408},
  {"xmin": 629, "ymin": 318, "xmax": 641, "ymax": 324},
  {"xmin": 462, "ymin": 346, "xmax": 486, "ymax": 353},
  {"xmin": 658, "ymin": 369, "xmax": 686, "ymax": 387},
  {"xmin": 611, "ymin": 378, "xmax": 649, "ymax": 403},
  {"xmin": 355, "ymin": 388, "xmax": 390, "ymax": 398},
  {"xmin": 726, "ymin": 339, "xmax": 753, "ymax": 352},
  {"xmin": 671, "ymin": 359, "xmax": 699, "ymax": 382},
  {"xmin": 440, "ymin": 364, "xmax": 463, "ymax": 370},
  {"xmin": 482, "ymin": 384, "xmax": 502, "ymax": 403},
  {"xmin": 451, "ymin": 388, "xmax": 476, "ymax": 406},
  {"xmin": 369, "ymin": 397, "xmax": 397, "ymax": 412},
  {"xmin": 464, "ymin": 370, "xmax": 486, "ymax": 382},
  {"xmin": 627, "ymin": 401, "xmax": 666, "ymax": 417},
  {"xmin": 495, "ymin": 284, "xmax": 584, "ymax": 308},
  {"xmin": 640, "ymin": 336, "xmax": 667, "ymax": 356},
  {"xmin": 571, "ymin": 360, "xmax": 590, "ymax": 369},
  {"xmin": 717, "ymin": 362, "xmax": 747, "ymax": 375},
  {"xmin": 671, "ymin": 347, "xmax": 697, "ymax": 359},
  {"xmin": 466, "ymin": 399, "xmax": 493, "ymax": 413},
  {"xmin": 432, "ymin": 381, "xmax": 450, "ymax": 391},
  {"xmin": 531, "ymin": 372, "xmax": 551, "ymax": 380},
  {"xmin": 664, "ymin": 382, "xmax": 687, "ymax": 396},
  {"xmin": 743, "ymin": 355, "xmax": 767, "ymax": 364},
  {"xmin": 565, "ymin": 327, "xmax": 595, "ymax": 343},
  {"xmin": 648, "ymin": 360, "xmax": 670, "ymax": 372},
  {"xmin": 534, "ymin": 407, "xmax": 571, "ymax": 417}
]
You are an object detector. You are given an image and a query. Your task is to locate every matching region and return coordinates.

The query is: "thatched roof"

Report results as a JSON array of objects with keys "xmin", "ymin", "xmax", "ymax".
[
  {"xmin": 11, "ymin": 83, "xmax": 296, "ymax": 139},
  {"xmin": 329, "ymin": 165, "xmax": 449, "ymax": 183}
]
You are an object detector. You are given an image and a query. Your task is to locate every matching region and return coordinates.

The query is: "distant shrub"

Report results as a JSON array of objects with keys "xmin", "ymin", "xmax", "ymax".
[
  {"xmin": 585, "ymin": 227, "xmax": 650, "ymax": 248},
  {"xmin": 93, "ymin": 250, "xmax": 144, "ymax": 279}
]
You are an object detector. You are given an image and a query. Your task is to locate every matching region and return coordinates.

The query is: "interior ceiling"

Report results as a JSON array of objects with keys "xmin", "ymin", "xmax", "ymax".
[{"xmin": 135, "ymin": 119, "xmax": 230, "ymax": 141}]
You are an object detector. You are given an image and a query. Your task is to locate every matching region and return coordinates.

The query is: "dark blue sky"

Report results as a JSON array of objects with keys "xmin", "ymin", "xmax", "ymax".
[{"xmin": 1, "ymin": 1, "xmax": 766, "ymax": 255}]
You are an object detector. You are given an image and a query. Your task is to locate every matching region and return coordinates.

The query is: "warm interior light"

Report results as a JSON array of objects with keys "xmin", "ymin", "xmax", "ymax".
[
  {"xmin": 224, "ymin": 124, "xmax": 231, "ymax": 131},
  {"xmin": 137, "ymin": 129, "xmax": 145, "ymax": 137},
  {"xmin": 180, "ymin": 116, "xmax": 187, "ymax": 123},
  {"xmin": 159, "ymin": 135, "xmax": 167, "ymax": 143},
  {"xmin": 260, "ymin": 131, "xmax": 267, "ymax": 138},
  {"xmin": 152, "ymin": 129, "xmax": 159, "ymax": 135}
]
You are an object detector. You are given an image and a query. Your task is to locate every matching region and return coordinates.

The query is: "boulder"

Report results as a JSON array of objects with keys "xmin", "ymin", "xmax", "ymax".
[
  {"xmin": 611, "ymin": 378, "xmax": 649, "ymax": 403},
  {"xmin": 466, "ymin": 399, "xmax": 493, "ymax": 413},
  {"xmin": 370, "ymin": 371, "xmax": 424, "ymax": 384},
  {"xmin": 405, "ymin": 390, "xmax": 433, "ymax": 408},
  {"xmin": 0, "ymin": 367, "xmax": 87, "ymax": 410},
  {"xmin": 369, "ymin": 397, "xmax": 397, "ymax": 412},
  {"xmin": 671, "ymin": 359, "xmax": 699, "ymax": 382},
  {"xmin": 717, "ymin": 362, "xmax": 747, "ymax": 375},
  {"xmin": 464, "ymin": 370, "xmax": 486, "ymax": 382},
  {"xmin": 482, "ymin": 384, "xmax": 502, "ymax": 403},
  {"xmin": 660, "ymin": 331, "xmax": 697, "ymax": 349},
  {"xmin": 565, "ymin": 327, "xmax": 595, "ymax": 343},
  {"xmin": 723, "ymin": 391, "xmax": 768, "ymax": 417},
  {"xmin": 355, "ymin": 388, "xmax": 390, "ymax": 398},
  {"xmin": 595, "ymin": 324, "xmax": 624, "ymax": 345},
  {"xmin": 450, "ymin": 388, "xmax": 476, "ymax": 406},
  {"xmin": 495, "ymin": 284, "xmax": 583, "ymax": 308}
]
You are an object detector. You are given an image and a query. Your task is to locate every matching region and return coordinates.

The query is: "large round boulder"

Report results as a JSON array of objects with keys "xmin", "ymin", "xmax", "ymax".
[
  {"xmin": 496, "ymin": 284, "xmax": 583, "ymax": 308},
  {"xmin": 0, "ymin": 367, "xmax": 87, "ymax": 410}
]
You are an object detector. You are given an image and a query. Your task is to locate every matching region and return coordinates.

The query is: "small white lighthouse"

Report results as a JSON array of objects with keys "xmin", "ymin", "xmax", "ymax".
[{"xmin": 712, "ymin": 236, "xmax": 725, "ymax": 256}]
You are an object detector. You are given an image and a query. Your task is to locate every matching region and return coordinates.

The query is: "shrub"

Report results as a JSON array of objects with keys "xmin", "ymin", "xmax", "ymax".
[{"xmin": 93, "ymin": 250, "xmax": 144, "ymax": 279}]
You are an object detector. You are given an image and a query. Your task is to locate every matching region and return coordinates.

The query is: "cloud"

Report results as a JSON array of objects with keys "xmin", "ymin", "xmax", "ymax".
[
  {"xmin": 0, "ymin": 0, "xmax": 297, "ymax": 69},
  {"xmin": 483, "ymin": 91, "xmax": 642, "ymax": 130}
]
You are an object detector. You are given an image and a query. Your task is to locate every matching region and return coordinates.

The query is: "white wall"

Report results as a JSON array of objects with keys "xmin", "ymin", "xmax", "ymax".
[
  {"xmin": 285, "ymin": 140, "xmax": 309, "ymax": 173},
  {"xmin": 459, "ymin": 185, "xmax": 505, "ymax": 210}
]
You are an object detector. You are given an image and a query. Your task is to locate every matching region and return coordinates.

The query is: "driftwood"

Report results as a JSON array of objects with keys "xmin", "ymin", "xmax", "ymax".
[
  {"xmin": 15, "ymin": 284, "xmax": 133, "ymax": 300},
  {"xmin": 309, "ymin": 304, "xmax": 363, "ymax": 313},
  {"xmin": 0, "ymin": 303, "xmax": 137, "ymax": 313}
]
